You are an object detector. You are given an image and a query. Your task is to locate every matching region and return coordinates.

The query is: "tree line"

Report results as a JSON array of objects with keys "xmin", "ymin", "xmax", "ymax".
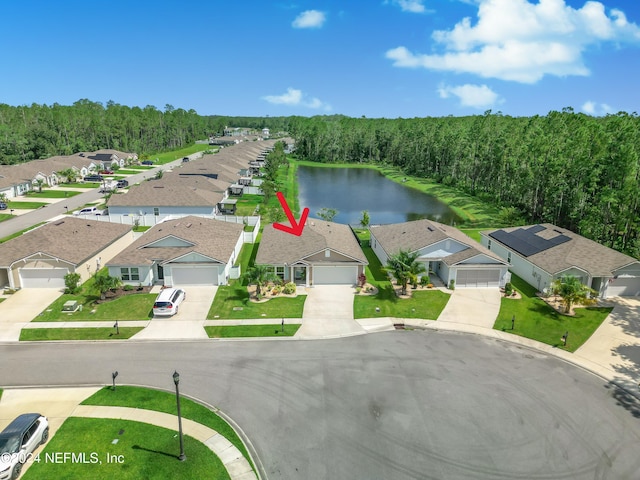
[
  {"xmin": 0, "ymin": 100, "xmax": 291, "ymax": 164},
  {"xmin": 287, "ymin": 110, "xmax": 640, "ymax": 258}
]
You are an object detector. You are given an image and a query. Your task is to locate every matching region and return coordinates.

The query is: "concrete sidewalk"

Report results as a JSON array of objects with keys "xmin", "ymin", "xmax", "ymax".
[{"xmin": 0, "ymin": 388, "xmax": 257, "ymax": 480}]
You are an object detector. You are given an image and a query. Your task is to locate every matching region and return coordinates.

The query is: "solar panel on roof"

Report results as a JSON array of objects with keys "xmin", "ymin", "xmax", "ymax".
[{"xmin": 489, "ymin": 226, "xmax": 571, "ymax": 257}]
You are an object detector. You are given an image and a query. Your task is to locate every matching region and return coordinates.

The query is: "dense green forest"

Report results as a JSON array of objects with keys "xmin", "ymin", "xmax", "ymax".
[
  {"xmin": 1, "ymin": 101, "xmax": 638, "ymax": 258},
  {"xmin": 0, "ymin": 100, "xmax": 290, "ymax": 163},
  {"xmin": 287, "ymin": 111, "xmax": 640, "ymax": 258}
]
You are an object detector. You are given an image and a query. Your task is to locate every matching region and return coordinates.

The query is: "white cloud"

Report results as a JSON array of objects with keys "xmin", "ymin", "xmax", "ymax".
[
  {"xmin": 581, "ymin": 100, "xmax": 613, "ymax": 116},
  {"xmin": 292, "ymin": 10, "xmax": 326, "ymax": 29},
  {"xmin": 262, "ymin": 88, "xmax": 331, "ymax": 110},
  {"xmin": 387, "ymin": 0, "xmax": 429, "ymax": 14},
  {"xmin": 386, "ymin": 0, "xmax": 640, "ymax": 83},
  {"xmin": 438, "ymin": 83, "xmax": 502, "ymax": 108}
]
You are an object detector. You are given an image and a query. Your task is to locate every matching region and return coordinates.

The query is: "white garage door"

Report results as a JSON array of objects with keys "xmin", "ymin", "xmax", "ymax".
[
  {"xmin": 19, "ymin": 268, "xmax": 68, "ymax": 288},
  {"xmin": 607, "ymin": 277, "xmax": 640, "ymax": 297},
  {"xmin": 313, "ymin": 266, "xmax": 357, "ymax": 285},
  {"xmin": 170, "ymin": 266, "xmax": 219, "ymax": 285},
  {"xmin": 456, "ymin": 269, "xmax": 501, "ymax": 288}
]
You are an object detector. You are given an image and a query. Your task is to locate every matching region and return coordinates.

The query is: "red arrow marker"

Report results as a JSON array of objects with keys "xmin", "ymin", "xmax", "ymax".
[{"xmin": 273, "ymin": 192, "xmax": 309, "ymax": 236}]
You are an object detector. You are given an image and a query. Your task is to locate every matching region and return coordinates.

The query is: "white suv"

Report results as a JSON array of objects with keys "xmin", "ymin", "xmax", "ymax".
[
  {"xmin": 0, "ymin": 413, "xmax": 49, "ymax": 480},
  {"xmin": 152, "ymin": 288, "xmax": 186, "ymax": 316}
]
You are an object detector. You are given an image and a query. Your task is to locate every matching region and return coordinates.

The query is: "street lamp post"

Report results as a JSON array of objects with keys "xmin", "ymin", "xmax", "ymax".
[{"xmin": 173, "ymin": 371, "xmax": 186, "ymax": 461}]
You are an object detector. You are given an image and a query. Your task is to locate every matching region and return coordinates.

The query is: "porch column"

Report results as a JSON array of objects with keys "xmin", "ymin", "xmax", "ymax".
[{"xmin": 306, "ymin": 266, "xmax": 310, "ymax": 287}]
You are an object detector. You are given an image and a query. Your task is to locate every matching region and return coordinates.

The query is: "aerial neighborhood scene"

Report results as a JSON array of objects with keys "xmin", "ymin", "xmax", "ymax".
[{"xmin": 2, "ymin": 0, "xmax": 640, "ymax": 479}]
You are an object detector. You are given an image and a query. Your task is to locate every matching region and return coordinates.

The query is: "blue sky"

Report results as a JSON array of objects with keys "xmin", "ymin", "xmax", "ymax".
[{"xmin": 1, "ymin": 0, "xmax": 639, "ymax": 118}]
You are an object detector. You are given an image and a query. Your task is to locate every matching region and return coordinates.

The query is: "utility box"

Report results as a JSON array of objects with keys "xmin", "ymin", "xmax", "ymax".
[{"xmin": 62, "ymin": 300, "xmax": 79, "ymax": 312}]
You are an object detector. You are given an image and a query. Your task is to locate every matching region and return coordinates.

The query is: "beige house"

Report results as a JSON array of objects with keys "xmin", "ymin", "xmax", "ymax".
[
  {"xmin": 106, "ymin": 216, "xmax": 244, "ymax": 287},
  {"xmin": 256, "ymin": 220, "xmax": 368, "ymax": 286},
  {"xmin": 0, "ymin": 218, "xmax": 132, "ymax": 289}
]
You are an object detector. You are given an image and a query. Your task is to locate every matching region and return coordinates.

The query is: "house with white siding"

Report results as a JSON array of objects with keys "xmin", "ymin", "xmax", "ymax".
[{"xmin": 480, "ymin": 224, "xmax": 640, "ymax": 298}]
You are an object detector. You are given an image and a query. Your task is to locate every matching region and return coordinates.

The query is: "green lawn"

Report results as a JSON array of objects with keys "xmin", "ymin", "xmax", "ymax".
[
  {"xmin": 33, "ymin": 293, "xmax": 155, "ymax": 322},
  {"xmin": 22, "ymin": 418, "xmax": 229, "ymax": 480},
  {"xmin": 113, "ymin": 169, "xmax": 141, "ymax": 175},
  {"xmin": 494, "ymin": 274, "xmax": 613, "ymax": 352},
  {"xmin": 235, "ymin": 194, "xmax": 262, "ymax": 216},
  {"xmin": 61, "ymin": 182, "xmax": 101, "ymax": 188},
  {"xmin": 0, "ymin": 213, "xmax": 12, "ymax": 222},
  {"xmin": 208, "ymin": 286, "xmax": 306, "ymax": 319},
  {"xmin": 132, "ymin": 225, "xmax": 152, "ymax": 232},
  {"xmin": 205, "ymin": 324, "xmax": 301, "ymax": 337},
  {"xmin": 25, "ymin": 190, "xmax": 81, "ymax": 198},
  {"xmin": 82, "ymin": 386, "xmax": 252, "ymax": 467},
  {"xmin": 20, "ymin": 327, "xmax": 143, "ymax": 341},
  {"xmin": 6, "ymin": 201, "xmax": 48, "ymax": 209},
  {"xmin": 460, "ymin": 228, "xmax": 490, "ymax": 243},
  {"xmin": 354, "ymin": 246, "xmax": 450, "ymax": 319},
  {"xmin": 145, "ymin": 144, "xmax": 213, "ymax": 165}
]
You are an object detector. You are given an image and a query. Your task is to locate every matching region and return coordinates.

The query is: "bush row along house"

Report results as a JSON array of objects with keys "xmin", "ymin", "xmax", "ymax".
[{"xmin": 0, "ymin": 150, "xmax": 138, "ymax": 199}]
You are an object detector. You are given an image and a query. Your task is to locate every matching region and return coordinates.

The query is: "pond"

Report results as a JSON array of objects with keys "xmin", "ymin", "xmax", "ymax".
[{"xmin": 297, "ymin": 165, "xmax": 461, "ymax": 225}]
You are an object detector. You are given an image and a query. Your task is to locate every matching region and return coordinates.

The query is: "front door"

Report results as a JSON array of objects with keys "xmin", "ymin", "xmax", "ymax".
[
  {"xmin": 157, "ymin": 264, "xmax": 164, "ymax": 280},
  {"xmin": 293, "ymin": 266, "xmax": 306, "ymax": 284}
]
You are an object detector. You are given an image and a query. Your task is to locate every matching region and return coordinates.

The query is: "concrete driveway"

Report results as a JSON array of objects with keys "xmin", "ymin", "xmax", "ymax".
[
  {"xmin": 575, "ymin": 297, "xmax": 640, "ymax": 380},
  {"xmin": 0, "ymin": 288, "xmax": 64, "ymax": 341},
  {"xmin": 132, "ymin": 286, "xmax": 217, "ymax": 340},
  {"xmin": 437, "ymin": 288, "xmax": 502, "ymax": 328},
  {"xmin": 297, "ymin": 285, "xmax": 365, "ymax": 338}
]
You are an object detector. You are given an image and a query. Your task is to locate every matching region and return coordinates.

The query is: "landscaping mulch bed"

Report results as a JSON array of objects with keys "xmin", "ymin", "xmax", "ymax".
[
  {"xmin": 247, "ymin": 284, "xmax": 299, "ymax": 303},
  {"xmin": 95, "ymin": 286, "xmax": 152, "ymax": 303}
]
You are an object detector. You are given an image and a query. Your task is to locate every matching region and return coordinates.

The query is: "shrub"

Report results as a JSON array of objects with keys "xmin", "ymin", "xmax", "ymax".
[
  {"xmin": 504, "ymin": 282, "xmax": 513, "ymax": 296},
  {"xmin": 123, "ymin": 284, "xmax": 134, "ymax": 291},
  {"xmin": 64, "ymin": 272, "xmax": 81, "ymax": 294},
  {"xmin": 420, "ymin": 276, "xmax": 430, "ymax": 287},
  {"xmin": 355, "ymin": 286, "xmax": 362, "ymax": 294},
  {"xmin": 448, "ymin": 279, "xmax": 455, "ymax": 290},
  {"xmin": 272, "ymin": 285, "xmax": 282, "ymax": 295},
  {"xmin": 283, "ymin": 282, "xmax": 296, "ymax": 294}
]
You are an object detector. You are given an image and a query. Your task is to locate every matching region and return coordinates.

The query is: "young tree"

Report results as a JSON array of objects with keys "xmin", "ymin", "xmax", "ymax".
[
  {"xmin": 64, "ymin": 273, "xmax": 82, "ymax": 294},
  {"xmin": 59, "ymin": 168, "xmax": 77, "ymax": 184},
  {"xmin": 0, "ymin": 192, "xmax": 7, "ymax": 204},
  {"xmin": 317, "ymin": 208, "xmax": 338, "ymax": 222},
  {"xmin": 33, "ymin": 178, "xmax": 45, "ymax": 193},
  {"xmin": 360, "ymin": 210, "xmax": 370, "ymax": 229},
  {"xmin": 243, "ymin": 265, "xmax": 278, "ymax": 296},
  {"xmin": 384, "ymin": 250, "xmax": 426, "ymax": 296},
  {"xmin": 551, "ymin": 275, "xmax": 597, "ymax": 314}
]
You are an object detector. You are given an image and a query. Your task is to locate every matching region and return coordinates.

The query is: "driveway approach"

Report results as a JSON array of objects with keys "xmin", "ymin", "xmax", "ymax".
[{"xmin": 3, "ymin": 332, "xmax": 640, "ymax": 479}]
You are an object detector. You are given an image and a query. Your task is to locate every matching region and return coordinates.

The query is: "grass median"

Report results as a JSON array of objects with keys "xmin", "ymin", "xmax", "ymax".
[
  {"xmin": 205, "ymin": 324, "xmax": 301, "ymax": 337},
  {"xmin": 20, "ymin": 327, "xmax": 143, "ymax": 341},
  {"xmin": 82, "ymin": 386, "xmax": 253, "ymax": 468},
  {"xmin": 22, "ymin": 418, "xmax": 229, "ymax": 480}
]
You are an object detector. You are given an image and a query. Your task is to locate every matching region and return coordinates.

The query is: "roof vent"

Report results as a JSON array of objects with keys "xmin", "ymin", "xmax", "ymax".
[
  {"xmin": 153, "ymin": 185, "xmax": 164, "ymax": 188},
  {"xmin": 186, "ymin": 223, "xmax": 192, "ymax": 228},
  {"xmin": 427, "ymin": 227, "xmax": 434, "ymax": 232},
  {"xmin": 54, "ymin": 221, "xmax": 65, "ymax": 226}
]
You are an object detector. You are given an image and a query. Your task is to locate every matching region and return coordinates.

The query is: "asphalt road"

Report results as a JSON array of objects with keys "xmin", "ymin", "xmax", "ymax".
[{"xmin": 3, "ymin": 331, "xmax": 640, "ymax": 479}]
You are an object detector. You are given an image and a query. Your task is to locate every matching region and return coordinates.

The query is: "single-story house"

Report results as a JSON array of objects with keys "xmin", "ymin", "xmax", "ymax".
[
  {"xmin": 106, "ymin": 176, "xmax": 225, "ymax": 224},
  {"xmin": 256, "ymin": 220, "xmax": 368, "ymax": 286},
  {"xmin": 481, "ymin": 224, "xmax": 640, "ymax": 298},
  {"xmin": 370, "ymin": 219, "xmax": 509, "ymax": 288},
  {"xmin": 0, "ymin": 218, "xmax": 132, "ymax": 289},
  {"xmin": 106, "ymin": 216, "xmax": 244, "ymax": 286}
]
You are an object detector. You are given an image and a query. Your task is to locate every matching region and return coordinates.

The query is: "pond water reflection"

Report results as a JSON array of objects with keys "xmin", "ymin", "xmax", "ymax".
[{"xmin": 297, "ymin": 166, "xmax": 461, "ymax": 225}]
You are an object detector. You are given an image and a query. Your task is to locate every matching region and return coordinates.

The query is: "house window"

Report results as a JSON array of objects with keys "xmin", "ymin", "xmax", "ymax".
[
  {"xmin": 153, "ymin": 208, "xmax": 159, "ymax": 216},
  {"xmin": 487, "ymin": 240, "xmax": 492, "ymax": 250},
  {"xmin": 507, "ymin": 252, "xmax": 511, "ymax": 263},
  {"xmin": 120, "ymin": 267, "xmax": 140, "ymax": 281},
  {"xmin": 268, "ymin": 266, "xmax": 285, "ymax": 280},
  {"xmin": 325, "ymin": 249, "xmax": 330, "ymax": 258}
]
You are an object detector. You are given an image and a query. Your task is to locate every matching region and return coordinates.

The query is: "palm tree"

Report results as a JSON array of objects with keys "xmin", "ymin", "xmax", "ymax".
[
  {"xmin": 384, "ymin": 250, "xmax": 426, "ymax": 296},
  {"xmin": 59, "ymin": 168, "xmax": 78, "ymax": 183},
  {"xmin": 551, "ymin": 275, "xmax": 597, "ymax": 314},
  {"xmin": 33, "ymin": 178, "xmax": 45, "ymax": 193},
  {"xmin": 243, "ymin": 265, "xmax": 278, "ymax": 296},
  {"xmin": 93, "ymin": 274, "xmax": 122, "ymax": 300}
]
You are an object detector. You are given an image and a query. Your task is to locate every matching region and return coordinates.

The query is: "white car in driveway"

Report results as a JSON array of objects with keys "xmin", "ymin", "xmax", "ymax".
[
  {"xmin": 0, "ymin": 413, "xmax": 49, "ymax": 480},
  {"xmin": 152, "ymin": 288, "xmax": 186, "ymax": 316}
]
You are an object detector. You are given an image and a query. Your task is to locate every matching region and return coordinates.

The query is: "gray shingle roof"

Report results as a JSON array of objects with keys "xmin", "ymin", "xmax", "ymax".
[
  {"xmin": 371, "ymin": 219, "xmax": 505, "ymax": 266},
  {"xmin": 483, "ymin": 223, "xmax": 640, "ymax": 276},
  {"xmin": 107, "ymin": 176, "xmax": 224, "ymax": 207},
  {"xmin": 256, "ymin": 219, "xmax": 367, "ymax": 265},
  {"xmin": 107, "ymin": 216, "xmax": 243, "ymax": 266},
  {"xmin": 0, "ymin": 217, "xmax": 131, "ymax": 266}
]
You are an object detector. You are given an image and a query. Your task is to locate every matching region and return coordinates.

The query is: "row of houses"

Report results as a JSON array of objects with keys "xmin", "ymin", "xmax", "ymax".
[
  {"xmin": 0, "ymin": 149, "xmax": 138, "ymax": 199},
  {"xmin": 106, "ymin": 140, "xmax": 276, "ymax": 224}
]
